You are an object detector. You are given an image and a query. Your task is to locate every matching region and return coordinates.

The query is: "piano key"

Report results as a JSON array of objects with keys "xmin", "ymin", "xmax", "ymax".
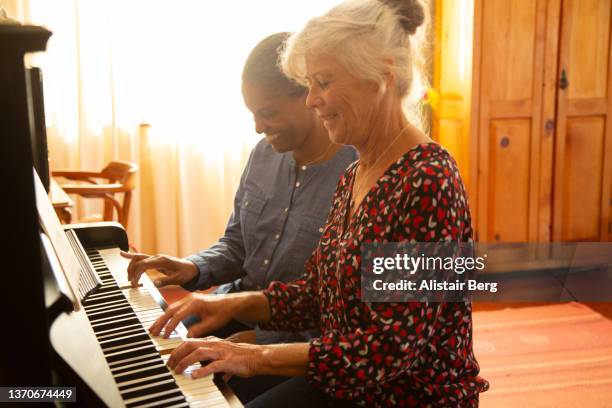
[
  {"xmin": 91, "ymin": 316, "xmax": 141, "ymax": 332},
  {"xmin": 108, "ymin": 352, "xmax": 160, "ymax": 369},
  {"xmin": 106, "ymin": 345, "xmax": 158, "ymax": 364},
  {"xmin": 115, "ymin": 362, "xmax": 169, "ymax": 383},
  {"xmin": 121, "ymin": 379, "xmax": 180, "ymax": 401},
  {"xmin": 124, "ymin": 389, "xmax": 185, "ymax": 407},
  {"xmin": 95, "ymin": 322, "xmax": 143, "ymax": 338},
  {"xmin": 135, "ymin": 398, "xmax": 189, "ymax": 408},
  {"xmin": 82, "ymin": 247, "xmax": 233, "ymax": 407},
  {"xmin": 117, "ymin": 372, "xmax": 173, "ymax": 389},
  {"xmin": 113, "ymin": 358, "xmax": 168, "ymax": 377},
  {"xmin": 103, "ymin": 339, "xmax": 153, "ymax": 354},
  {"xmin": 115, "ymin": 364, "xmax": 171, "ymax": 384}
]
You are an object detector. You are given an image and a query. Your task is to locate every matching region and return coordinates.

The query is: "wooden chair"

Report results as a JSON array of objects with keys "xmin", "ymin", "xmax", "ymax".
[{"xmin": 52, "ymin": 160, "xmax": 138, "ymax": 229}]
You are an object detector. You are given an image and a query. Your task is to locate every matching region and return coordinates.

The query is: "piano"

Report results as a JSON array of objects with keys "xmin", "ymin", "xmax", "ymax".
[{"xmin": 1, "ymin": 23, "xmax": 241, "ymax": 407}]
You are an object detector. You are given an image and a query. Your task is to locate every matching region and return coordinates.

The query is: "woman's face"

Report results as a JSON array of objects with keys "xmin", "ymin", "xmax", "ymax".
[
  {"xmin": 242, "ymin": 82, "xmax": 314, "ymax": 153},
  {"xmin": 304, "ymin": 53, "xmax": 380, "ymax": 146}
]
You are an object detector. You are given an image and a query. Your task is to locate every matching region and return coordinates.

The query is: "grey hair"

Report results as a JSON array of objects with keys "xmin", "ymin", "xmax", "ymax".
[
  {"xmin": 280, "ymin": 0, "xmax": 429, "ymax": 131},
  {"xmin": 280, "ymin": 0, "xmax": 427, "ymax": 97}
]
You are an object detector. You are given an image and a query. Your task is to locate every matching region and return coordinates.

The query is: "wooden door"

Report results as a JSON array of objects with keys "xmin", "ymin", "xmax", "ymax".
[
  {"xmin": 473, "ymin": 0, "xmax": 551, "ymax": 242},
  {"xmin": 553, "ymin": 0, "xmax": 612, "ymax": 241}
]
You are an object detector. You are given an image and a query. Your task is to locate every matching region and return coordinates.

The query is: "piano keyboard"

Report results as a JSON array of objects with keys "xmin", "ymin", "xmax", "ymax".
[{"xmin": 81, "ymin": 246, "xmax": 232, "ymax": 408}]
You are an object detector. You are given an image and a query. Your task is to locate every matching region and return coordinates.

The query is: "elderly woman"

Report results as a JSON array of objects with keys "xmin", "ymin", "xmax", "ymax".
[{"xmin": 151, "ymin": 0, "xmax": 488, "ymax": 406}]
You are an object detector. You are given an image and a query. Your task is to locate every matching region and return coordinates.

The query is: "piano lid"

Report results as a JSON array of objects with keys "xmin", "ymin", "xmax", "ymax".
[{"xmin": 34, "ymin": 168, "xmax": 82, "ymax": 310}]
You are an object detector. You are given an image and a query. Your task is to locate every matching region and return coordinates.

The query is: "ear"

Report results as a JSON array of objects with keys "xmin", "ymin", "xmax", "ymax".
[{"xmin": 381, "ymin": 57, "xmax": 397, "ymax": 89}]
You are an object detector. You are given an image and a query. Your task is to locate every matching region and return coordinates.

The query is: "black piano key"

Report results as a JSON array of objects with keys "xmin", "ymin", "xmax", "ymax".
[
  {"xmin": 88, "ymin": 306, "xmax": 134, "ymax": 322},
  {"xmin": 102, "ymin": 335, "xmax": 152, "ymax": 354},
  {"xmin": 99, "ymin": 327, "xmax": 148, "ymax": 343},
  {"xmin": 84, "ymin": 299, "xmax": 131, "ymax": 313},
  {"xmin": 91, "ymin": 312, "xmax": 137, "ymax": 326},
  {"xmin": 83, "ymin": 293, "xmax": 125, "ymax": 306},
  {"xmin": 108, "ymin": 351, "xmax": 160, "ymax": 369},
  {"xmin": 94, "ymin": 322, "xmax": 143, "ymax": 339},
  {"xmin": 115, "ymin": 364, "xmax": 170, "ymax": 384},
  {"xmin": 121, "ymin": 380, "xmax": 179, "ymax": 401},
  {"xmin": 118, "ymin": 372, "xmax": 175, "ymax": 392},
  {"xmin": 112, "ymin": 357, "xmax": 165, "ymax": 376},
  {"xmin": 106, "ymin": 345, "xmax": 158, "ymax": 364},
  {"xmin": 125, "ymin": 390, "xmax": 186, "ymax": 408},
  {"xmin": 98, "ymin": 326, "xmax": 144, "ymax": 342},
  {"xmin": 91, "ymin": 317, "xmax": 141, "ymax": 334}
]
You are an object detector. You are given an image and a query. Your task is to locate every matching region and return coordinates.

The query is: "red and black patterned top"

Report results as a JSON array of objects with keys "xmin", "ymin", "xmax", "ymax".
[{"xmin": 261, "ymin": 143, "xmax": 489, "ymax": 406}]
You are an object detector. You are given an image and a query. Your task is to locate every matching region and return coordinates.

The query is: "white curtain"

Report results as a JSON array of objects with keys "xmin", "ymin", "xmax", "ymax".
[{"xmin": 5, "ymin": 0, "xmax": 342, "ymax": 256}]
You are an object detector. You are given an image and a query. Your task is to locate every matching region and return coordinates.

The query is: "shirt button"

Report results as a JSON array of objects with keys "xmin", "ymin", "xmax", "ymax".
[
  {"xmin": 301, "ymin": 165, "xmax": 307, "ymax": 171},
  {"xmin": 295, "ymin": 181, "xmax": 301, "ymax": 187},
  {"xmin": 244, "ymin": 201, "xmax": 249, "ymax": 207},
  {"xmin": 284, "ymin": 207, "xmax": 289, "ymax": 212},
  {"xmin": 263, "ymin": 259, "xmax": 269, "ymax": 265},
  {"xmin": 275, "ymin": 233, "xmax": 280, "ymax": 239}
]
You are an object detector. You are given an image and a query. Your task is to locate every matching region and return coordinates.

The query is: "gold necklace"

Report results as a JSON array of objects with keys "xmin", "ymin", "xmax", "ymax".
[
  {"xmin": 298, "ymin": 140, "xmax": 335, "ymax": 170},
  {"xmin": 350, "ymin": 125, "xmax": 411, "ymax": 209}
]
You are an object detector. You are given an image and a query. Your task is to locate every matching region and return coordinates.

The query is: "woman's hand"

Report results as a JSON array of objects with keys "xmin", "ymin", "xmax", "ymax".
[
  {"xmin": 149, "ymin": 293, "xmax": 236, "ymax": 338},
  {"xmin": 167, "ymin": 337, "xmax": 263, "ymax": 379},
  {"xmin": 121, "ymin": 251, "xmax": 198, "ymax": 288}
]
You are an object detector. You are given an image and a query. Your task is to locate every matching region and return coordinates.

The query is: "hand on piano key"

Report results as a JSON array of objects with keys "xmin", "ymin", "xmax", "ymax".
[
  {"xmin": 121, "ymin": 250, "xmax": 199, "ymax": 288},
  {"xmin": 167, "ymin": 337, "xmax": 263, "ymax": 379},
  {"xmin": 149, "ymin": 292, "xmax": 237, "ymax": 339}
]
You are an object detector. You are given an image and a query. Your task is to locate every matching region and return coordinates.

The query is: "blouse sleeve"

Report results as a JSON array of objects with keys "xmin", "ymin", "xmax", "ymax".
[
  {"xmin": 258, "ymin": 254, "xmax": 321, "ymax": 332},
  {"xmin": 306, "ymin": 158, "xmax": 471, "ymax": 397}
]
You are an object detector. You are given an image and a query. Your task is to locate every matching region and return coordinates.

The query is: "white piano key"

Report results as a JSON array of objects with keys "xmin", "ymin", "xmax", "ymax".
[
  {"xmin": 130, "ymin": 395, "xmax": 187, "ymax": 408},
  {"xmin": 116, "ymin": 372, "xmax": 171, "ymax": 389},
  {"xmin": 123, "ymin": 388, "xmax": 181, "ymax": 406},
  {"xmin": 119, "ymin": 378, "xmax": 176, "ymax": 395},
  {"xmin": 108, "ymin": 352, "xmax": 160, "ymax": 368}
]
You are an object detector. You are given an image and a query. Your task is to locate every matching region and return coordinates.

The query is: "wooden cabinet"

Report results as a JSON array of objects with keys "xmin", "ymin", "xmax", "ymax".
[{"xmin": 434, "ymin": 0, "xmax": 612, "ymax": 242}]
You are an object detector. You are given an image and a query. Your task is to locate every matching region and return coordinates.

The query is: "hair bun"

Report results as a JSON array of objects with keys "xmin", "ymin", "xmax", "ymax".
[{"xmin": 381, "ymin": 0, "xmax": 425, "ymax": 35}]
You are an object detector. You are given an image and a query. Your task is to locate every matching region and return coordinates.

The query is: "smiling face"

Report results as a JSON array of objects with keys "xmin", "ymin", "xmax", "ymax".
[
  {"xmin": 242, "ymin": 82, "xmax": 315, "ymax": 153},
  {"xmin": 304, "ymin": 53, "xmax": 381, "ymax": 147}
]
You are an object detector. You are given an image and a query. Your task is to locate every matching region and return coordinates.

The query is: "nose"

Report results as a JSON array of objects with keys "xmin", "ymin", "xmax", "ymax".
[
  {"xmin": 305, "ymin": 86, "xmax": 322, "ymax": 109},
  {"xmin": 254, "ymin": 118, "xmax": 267, "ymax": 135}
]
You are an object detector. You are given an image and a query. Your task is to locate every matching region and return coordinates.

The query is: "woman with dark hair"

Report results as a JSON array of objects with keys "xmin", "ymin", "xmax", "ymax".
[
  {"xmin": 150, "ymin": 1, "xmax": 488, "ymax": 406},
  {"xmin": 123, "ymin": 32, "xmax": 357, "ymax": 402}
]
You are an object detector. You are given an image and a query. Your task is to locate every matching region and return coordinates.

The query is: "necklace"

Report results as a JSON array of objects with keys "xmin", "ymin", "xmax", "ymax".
[
  {"xmin": 298, "ymin": 140, "xmax": 335, "ymax": 170},
  {"xmin": 350, "ymin": 125, "xmax": 411, "ymax": 209}
]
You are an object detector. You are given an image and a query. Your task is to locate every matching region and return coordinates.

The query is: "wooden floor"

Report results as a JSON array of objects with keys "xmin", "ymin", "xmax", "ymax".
[{"xmin": 473, "ymin": 302, "xmax": 612, "ymax": 321}]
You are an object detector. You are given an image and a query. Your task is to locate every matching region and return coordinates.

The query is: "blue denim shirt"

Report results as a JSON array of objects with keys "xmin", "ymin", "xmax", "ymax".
[{"xmin": 184, "ymin": 138, "xmax": 357, "ymax": 344}]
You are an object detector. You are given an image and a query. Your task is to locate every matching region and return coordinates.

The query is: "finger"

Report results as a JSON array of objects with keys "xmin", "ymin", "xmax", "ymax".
[
  {"xmin": 132, "ymin": 256, "xmax": 176, "ymax": 285},
  {"xmin": 191, "ymin": 360, "xmax": 229, "ymax": 379},
  {"xmin": 175, "ymin": 347, "xmax": 220, "ymax": 375},
  {"xmin": 167, "ymin": 339, "xmax": 202, "ymax": 369},
  {"xmin": 149, "ymin": 301, "xmax": 183, "ymax": 336},
  {"xmin": 161, "ymin": 301, "xmax": 199, "ymax": 338},
  {"xmin": 130, "ymin": 256, "xmax": 170, "ymax": 288},
  {"xmin": 120, "ymin": 250, "xmax": 148, "ymax": 259},
  {"xmin": 121, "ymin": 252, "xmax": 149, "ymax": 283}
]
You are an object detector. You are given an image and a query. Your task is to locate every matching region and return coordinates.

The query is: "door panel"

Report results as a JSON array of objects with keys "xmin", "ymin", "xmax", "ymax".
[
  {"xmin": 561, "ymin": 117, "xmax": 605, "ymax": 241},
  {"xmin": 487, "ymin": 120, "xmax": 531, "ymax": 242}
]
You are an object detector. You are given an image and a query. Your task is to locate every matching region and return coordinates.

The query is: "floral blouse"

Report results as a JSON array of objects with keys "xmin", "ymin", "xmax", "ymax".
[{"xmin": 261, "ymin": 143, "xmax": 489, "ymax": 406}]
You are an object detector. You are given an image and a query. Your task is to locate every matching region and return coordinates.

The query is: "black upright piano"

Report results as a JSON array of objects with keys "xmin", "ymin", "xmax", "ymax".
[{"xmin": 0, "ymin": 23, "xmax": 240, "ymax": 408}]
